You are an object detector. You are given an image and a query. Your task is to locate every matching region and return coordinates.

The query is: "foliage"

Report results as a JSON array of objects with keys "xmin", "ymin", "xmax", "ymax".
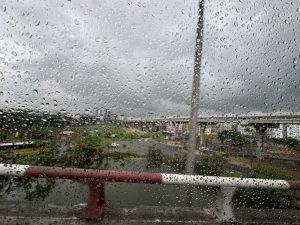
[
  {"xmin": 164, "ymin": 153, "xmax": 228, "ymax": 175},
  {"xmin": 0, "ymin": 131, "xmax": 8, "ymax": 141},
  {"xmin": 232, "ymin": 163, "xmax": 300, "ymax": 209},
  {"xmin": 251, "ymin": 163, "xmax": 292, "ymax": 180},
  {"xmin": 223, "ymin": 170, "xmax": 242, "ymax": 178},
  {"xmin": 146, "ymin": 144, "xmax": 163, "ymax": 168},
  {"xmin": 65, "ymin": 135, "xmax": 109, "ymax": 167},
  {"xmin": 103, "ymin": 151, "xmax": 141, "ymax": 160},
  {"xmin": 33, "ymin": 140, "xmax": 46, "ymax": 148},
  {"xmin": 73, "ymin": 124, "xmax": 148, "ymax": 141},
  {"xmin": 217, "ymin": 130, "xmax": 250, "ymax": 149},
  {"xmin": 0, "ymin": 108, "xmax": 90, "ymax": 141},
  {"xmin": 94, "ymin": 125, "xmax": 140, "ymax": 140},
  {"xmin": 0, "ymin": 124, "xmax": 151, "ymax": 201},
  {"xmin": 194, "ymin": 153, "xmax": 228, "ymax": 176},
  {"xmin": 270, "ymin": 137, "xmax": 286, "ymax": 145},
  {"xmin": 77, "ymin": 134, "xmax": 112, "ymax": 149},
  {"xmin": 30, "ymin": 126, "xmax": 50, "ymax": 139},
  {"xmin": 270, "ymin": 137, "xmax": 300, "ymax": 151},
  {"xmin": 0, "ymin": 141, "xmax": 59, "ymax": 201},
  {"xmin": 165, "ymin": 154, "xmax": 187, "ymax": 170}
]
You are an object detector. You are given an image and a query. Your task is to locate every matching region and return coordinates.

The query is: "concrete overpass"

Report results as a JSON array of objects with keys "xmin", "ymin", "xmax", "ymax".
[
  {"xmin": 124, "ymin": 112, "xmax": 300, "ymax": 150},
  {"xmin": 125, "ymin": 112, "xmax": 300, "ymax": 125}
]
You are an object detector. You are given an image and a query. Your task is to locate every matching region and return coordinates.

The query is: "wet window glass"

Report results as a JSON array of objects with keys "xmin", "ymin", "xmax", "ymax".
[{"xmin": 0, "ymin": 0, "xmax": 300, "ymax": 224}]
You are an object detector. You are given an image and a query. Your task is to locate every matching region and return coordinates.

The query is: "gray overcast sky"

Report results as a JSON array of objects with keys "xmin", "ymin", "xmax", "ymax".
[{"xmin": 0, "ymin": 0, "xmax": 300, "ymax": 116}]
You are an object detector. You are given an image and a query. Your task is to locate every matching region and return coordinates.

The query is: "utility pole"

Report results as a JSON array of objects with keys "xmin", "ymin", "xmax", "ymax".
[{"xmin": 186, "ymin": 0, "xmax": 205, "ymax": 175}]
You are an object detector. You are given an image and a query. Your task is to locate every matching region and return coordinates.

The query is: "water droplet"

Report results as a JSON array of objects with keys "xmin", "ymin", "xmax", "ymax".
[
  {"xmin": 74, "ymin": 19, "xmax": 80, "ymax": 25},
  {"xmin": 293, "ymin": 58, "xmax": 298, "ymax": 64},
  {"xmin": 95, "ymin": 37, "xmax": 101, "ymax": 42},
  {"xmin": 33, "ymin": 89, "xmax": 38, "ymax": 95},
  {"xmin": 0, "ymin": 91, "xmax": 3, "ymax": 96}
]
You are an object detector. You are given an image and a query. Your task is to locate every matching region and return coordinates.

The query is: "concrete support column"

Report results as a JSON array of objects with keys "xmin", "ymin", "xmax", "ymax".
[
  {"xmin": 256, "ymin": 132, "xmax": 262, "ymax": 149},
  {"xmin": 215, "ymin": 187, "xmax": 236, "ymax": 223},
  {"xmin": 199, "ymin": 124, "xmax": 206, "ymax": 148},
  {"xmin": 282, "ymin": 124, "xmax": 288, "ymax": 139},
  {"xmin": 254, "ymin": 125, "xmax": 268, "ymax": 158}
]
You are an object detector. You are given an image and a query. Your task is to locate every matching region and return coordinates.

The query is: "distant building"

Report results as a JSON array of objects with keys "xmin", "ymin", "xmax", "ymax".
[
  {"xmin": 110, "ymin": 113, "xmax": 118, "ymax": 122},
  {"xmin": 118, "ymin": 114, "xmax": 125, "ymax": 121},
  {"xmin": 95, "ymin": 108, "xmax": 118, "ymax": 122},
  {"xmin": 237, "ymin": 125, "xmax": 255, "ymax": 136},
  {"xmin": 95, "ymin": 108, "xmax": 106, "ymax": 121},
  {"xmin": 267, "ymin": 124, "xmax": 300, "ymax": 140}
]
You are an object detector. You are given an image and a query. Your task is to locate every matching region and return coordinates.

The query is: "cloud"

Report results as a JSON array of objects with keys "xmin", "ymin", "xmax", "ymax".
[{"xmin": 0, "ymin": 0, "xmax": 299, "ymax": 116}]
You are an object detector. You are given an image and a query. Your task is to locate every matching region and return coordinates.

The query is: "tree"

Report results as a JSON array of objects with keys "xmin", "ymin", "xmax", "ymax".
[
  {"xmin": 146, "ymin": 144, "xmax": 163, "ymax": 168},
  {"xmin": 284, "ymin": 137, "xmax": 300, "ymax": 151},
  {"xmin": 194, "ymin": 153, "xmax": 228, "ymax": 176},
  {"xmin": 270, "ymin": 137, "xmax": 300, "ymax": 151},
  {"xmin": 217, "ymin": 130, "xmax": 249, "ymax": 150}
]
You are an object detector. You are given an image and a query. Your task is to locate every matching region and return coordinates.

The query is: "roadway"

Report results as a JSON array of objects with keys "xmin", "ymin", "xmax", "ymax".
[{"xmin": 0, "ymin": 202, "xmax": 299, "ymax": 225}]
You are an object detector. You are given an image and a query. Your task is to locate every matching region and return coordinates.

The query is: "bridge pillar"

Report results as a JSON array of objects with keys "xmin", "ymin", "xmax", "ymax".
[
  {"xmin": 199, "ymin": 124, "xmax": 206, "ymax": 148},
  {"xmin": 282, "ymin": 124, "xmax": 288, "ymax": 139},
  {"xmin": 254, "ymin": 125, "xmax": 268, "ymax": 158},
  {"xmin": 215, "ymin": 187, "xmax": 236, "ymax": 223}
]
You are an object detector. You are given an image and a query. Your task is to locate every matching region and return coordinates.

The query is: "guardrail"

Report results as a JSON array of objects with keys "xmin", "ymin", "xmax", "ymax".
[
  {"xmin": 0, "ymin": 163, "xmax": 299, "ymax": 221},
  {"xmin": 0, "ymin": 141, "xmax": 35, "ymax": 150}
]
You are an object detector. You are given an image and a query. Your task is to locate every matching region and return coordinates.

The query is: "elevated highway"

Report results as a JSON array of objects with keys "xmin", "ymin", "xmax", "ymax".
[
  {"xmin": 124, "ymin": 112, "xmax": 300, "ymax": 150},
  {"xmin": 125, "ymin": 112, "xmax": 300, "ymax": 125}
]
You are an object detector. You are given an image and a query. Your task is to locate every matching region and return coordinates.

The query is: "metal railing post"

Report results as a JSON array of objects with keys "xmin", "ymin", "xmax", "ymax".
[
  {"xmin": 81, "ymin": 180, "xmax": 105, "ymax": 219},
  {"xmin": 215, "ymin": 187, "xmax": 236, "ymax": 223}
]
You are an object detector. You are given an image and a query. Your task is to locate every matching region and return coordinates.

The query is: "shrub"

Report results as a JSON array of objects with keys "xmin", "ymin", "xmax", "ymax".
[
  {"xmin": 285, "ymin": 137, "xmax": 300, "ymax": 151},
  {"xmin": 146, "ymin": 144, "xmax": 163, "ymax": 168},
  {"xmin": 194, "ymin": 153, "xmax": 228, "ymax": 176},
  {"xmin": 66, "ymin": 135, "xmax": 108, "ymax": 167},
  {"xmin": 103, "ymin": 151, "xmax": 140, "ymax": 160},
  {"xmin": 165, "ymin": 154, "xmax": 187, "ymax": 170},
  {"xmin": 100, "ymin": 125, "xmax": 139, "ymax": 140},
  {"xmin": 79, "ymin": 135, "xmax": 112, "ymax": 149},
  {"xmin": 270, "ymin": 137, "xmax": 300, "ymax": 151},
  {"xmin": 33, "ymin": 140, "xmax": 45, "ymax": 148},
  {"xmin": 251, "ymin": 163, "xmax": 292, "ymax": 180},
  {"xmin": 0, "ymin": 132, "xmax": 8, "ymax": 141},
  {"xmin": 232, "ymin": 163, "xmax": 300, "ymax": 209}
]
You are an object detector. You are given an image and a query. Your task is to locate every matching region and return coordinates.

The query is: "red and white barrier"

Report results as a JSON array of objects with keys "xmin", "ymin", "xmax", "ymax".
[
  {"xmin": 0, "ymin": 163, "xmax": 299, "ymax": 219},
  {"xmin": 1, "ymin": 163, "xmax": 299, "ymax": 189}
]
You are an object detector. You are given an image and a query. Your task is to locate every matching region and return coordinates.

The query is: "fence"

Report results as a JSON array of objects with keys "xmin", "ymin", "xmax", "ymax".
[{"xmin": 0, "ymin": 163, "xmax": 299, "ymax": 221}]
